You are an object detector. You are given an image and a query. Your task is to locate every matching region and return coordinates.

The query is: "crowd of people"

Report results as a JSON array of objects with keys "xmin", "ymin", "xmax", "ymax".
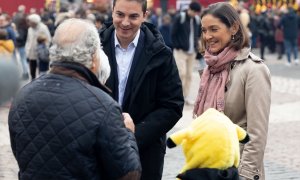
[{"xmin": 0, "ymin": 0, "xmax": 275, "ymax": 179}]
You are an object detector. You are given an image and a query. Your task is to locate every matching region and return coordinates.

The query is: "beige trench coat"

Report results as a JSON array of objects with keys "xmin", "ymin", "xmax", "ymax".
[{"xmin": 224, "ymin": 48, "xmax": 271, "ymax": 180}]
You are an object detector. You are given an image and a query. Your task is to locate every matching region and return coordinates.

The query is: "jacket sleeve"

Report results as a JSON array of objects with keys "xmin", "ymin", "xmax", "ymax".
[
  {"xmin": 238, "ymin": 62, "xmax": 271, "ymax": 179},
  {"xmin": 171, "ymin": 14, "xmax": 181, "ymax": 48},
  {"xmin": 96, "ymin": 102, "xmax": 141, "ymax": 180},
  {"xmin": 135, "ymin": 53, "xmax": 184, "ymax": 151},
  {"xmin": 8, "ymin": 101, "xmax": 17, "ymax": 157}
]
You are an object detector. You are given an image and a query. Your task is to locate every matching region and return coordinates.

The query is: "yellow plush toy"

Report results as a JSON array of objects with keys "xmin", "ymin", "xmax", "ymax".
[{"xmin": 167, "ymin": 108, "xmax": 249, "ymax": 180}]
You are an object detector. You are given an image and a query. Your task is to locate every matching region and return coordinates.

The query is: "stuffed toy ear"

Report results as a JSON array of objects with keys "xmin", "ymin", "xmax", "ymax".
[
  {"xmin": 166, "ymin": 129, "xmax": 188, "ymax": 148},
  {"xmin": 235, "ymin": 125, "xmax": 250, "ymax": 144},
  {"xmin": 166, "ymin": 138, "xmax": 176, "ymax": 148}
]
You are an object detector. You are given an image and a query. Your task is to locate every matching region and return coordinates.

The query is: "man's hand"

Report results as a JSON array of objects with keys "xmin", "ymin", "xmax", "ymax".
[{"xmin": 122, "ymin": 113, "xmax": 135, "ymax": 133}]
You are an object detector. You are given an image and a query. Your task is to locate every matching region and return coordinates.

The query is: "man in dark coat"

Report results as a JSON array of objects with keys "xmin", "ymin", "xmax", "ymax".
[
  {"xmin": 171, "ymin": 2, "xmax": 201, "ymax": 104},
  {"xmin": 8, "ymin": 18, "xmax": 141, "ymax": 180},
  {"xmin": 99, "ymin": 0, "xmax": 184, "ymax": 179}
]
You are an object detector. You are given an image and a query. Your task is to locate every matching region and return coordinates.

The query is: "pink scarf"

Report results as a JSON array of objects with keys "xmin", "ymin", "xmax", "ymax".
[{"xmin": 193, "ymin": 47, "xmax": 238, "ymax": 116}]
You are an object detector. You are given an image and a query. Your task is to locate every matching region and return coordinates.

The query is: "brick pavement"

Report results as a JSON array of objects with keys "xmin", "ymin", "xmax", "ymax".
[
  {"xmin": 1, "ymin": 50, "xmax": 300, "ymax": 180},
  {"xmin": 0, "ymin": 106, "xmax": 18, "ymax": 180}
]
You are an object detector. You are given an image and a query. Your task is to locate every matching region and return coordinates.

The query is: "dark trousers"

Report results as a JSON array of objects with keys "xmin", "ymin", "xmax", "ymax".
[
  {"xmin": 29, "ymin": 59, "xmax": 37, "ymax": 80},
  {"xmin": 140, "ymin": 140, "xmax": 165, "ymax": 180},
  {"xmin": 260, "ymin": 35, "xmax": 267, "ymax": 60}
]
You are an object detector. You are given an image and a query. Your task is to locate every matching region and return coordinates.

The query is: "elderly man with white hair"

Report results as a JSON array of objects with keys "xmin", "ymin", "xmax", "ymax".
[
  {"xmin": 8, "ymin": 18, "xmax": 141, "ymax": 180},
  {"xmin": 25, "ymin": 13, "xmax": 51, "ymax": 80}
]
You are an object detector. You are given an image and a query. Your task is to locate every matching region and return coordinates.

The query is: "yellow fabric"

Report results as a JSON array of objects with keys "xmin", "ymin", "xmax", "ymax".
[
  {"xmin": 169, "ymin": 108, "xmax": 247, "ymax": 173},
  {"xmin": 0, "ymin": 40, "xmax": 15, "ymax": 55}
]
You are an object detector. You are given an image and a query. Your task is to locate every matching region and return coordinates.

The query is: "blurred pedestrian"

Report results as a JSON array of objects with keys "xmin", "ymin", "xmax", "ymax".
[
  {"xmin": 159, "ymin": 14, "xmax": 173, "ymax": 50},
  {"xmin": 0, "ymin": 29, "xmax": 14, "ymax": 56},
  {"xmin": 36, "ymin": 34, "xmax": 50, "ymax": 75},
  {"xmin": 194, "ymin": 2, "xmax": 271, "ymax": 180},
  {"xmin": 99, "ymin": 0, "xmax": 184, "ymax": 179},
  {"xmin": 257, "ymin": 9, "xmax": 273, "ymax": 60},
  {"xmin": 95, "ymin": 14, "xmax": 105, "ymax": 33},
  {"xmin": 14, "ymin": 15, "xmax": 29, "ymax": 80},
  {"xmin": 171, "ymin": 1, "xmax": 201, "ymax": 105},
  {"xmin": 0, "ymin": 14, "xmax": 16, "ymax": 44},
  {"xmin": 0, "ymin": 56, "xmax": 19, "ymax": 106},
  {"xmin": 273, "ymin": 10, "xmax": 284, "ymax": 60},
  {"xmin": 25, "ymin": 14, "xmax": 51, "ymax": 80},
  {"xmin": 8, "ymin": 18, "xmax": 141, "ymax": 180},
  {"xmin": 279, "ymin": 7, "xmax": 299, "ymax": 66},
  {"xmin": 249, "ymin": 10, "xmax": 259, "ymax": 48}
]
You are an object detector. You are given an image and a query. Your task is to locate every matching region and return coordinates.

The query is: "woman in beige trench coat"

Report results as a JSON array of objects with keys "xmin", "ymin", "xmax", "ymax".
[{"xmin": 193, "ymin": 2, "xmax": 271, "ymax": 180}]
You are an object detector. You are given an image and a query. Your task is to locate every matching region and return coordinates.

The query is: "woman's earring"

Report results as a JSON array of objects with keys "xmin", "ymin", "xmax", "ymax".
[{"xmin": 232, "ymin": 34, "xmax": 235, "ymax": 40}]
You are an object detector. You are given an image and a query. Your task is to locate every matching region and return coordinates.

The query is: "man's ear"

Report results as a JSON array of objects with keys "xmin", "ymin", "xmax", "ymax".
[
  {"xmin": 90, "ymin": 52, "xmax": 99, "ymax": 75},
  {"xmin": 143, "ymin": 11, "xmax": 149, "ymax": 21}
]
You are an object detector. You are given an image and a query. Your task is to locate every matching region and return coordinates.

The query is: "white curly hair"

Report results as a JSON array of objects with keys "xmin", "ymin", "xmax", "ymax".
[
  {"xmin": 50, "ymin": 18, "xmax": 111, "ymax": 83},
  {"xmin": 50, "ymin": 18, "xmax": 100, "ymax": 68}
]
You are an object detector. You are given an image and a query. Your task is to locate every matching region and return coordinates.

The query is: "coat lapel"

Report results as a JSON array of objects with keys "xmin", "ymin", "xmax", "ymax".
[
  {"xmin": 122, "ymin": 31, "xmax": 145, "ymax": 109},
  {"xmin": 105, "ymin": 33, "xmax": 119, "ymax": 102}
]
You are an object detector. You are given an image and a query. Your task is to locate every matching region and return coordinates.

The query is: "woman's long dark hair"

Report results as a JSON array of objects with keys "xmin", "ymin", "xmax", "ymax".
[{"xmin": 199, "ymin": 2, "xmax": 250, "ymax": 53}]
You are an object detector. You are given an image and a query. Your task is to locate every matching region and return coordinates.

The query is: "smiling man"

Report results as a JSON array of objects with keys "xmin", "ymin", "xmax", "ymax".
[{"xmin": 99, "ymin": 0, "xmax": 184, "ymax": 179}]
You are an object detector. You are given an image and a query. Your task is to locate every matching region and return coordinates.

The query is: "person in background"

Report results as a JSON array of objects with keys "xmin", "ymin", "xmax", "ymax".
[
  {"xmin": 149, "ymin": 7, "xmax": 163, "ymax": 27},
  {"xmin": 25, "ymin": 13, "xmax": 51, "ymax": 80},
  {"xmin": 279, "ymin": 7, "xmax": 299, "ymax": 66},
  {"xmin": 273, "ymin": 10, "xmax": 284, "ymax": 60},
  {"xmin": 159, "ymin": 14, "xmax": 173, "ymax": 50},
  {"xmin": 0, "ymin": 14, "xmax": 16, "ymax": 44},
  {"xmin": 99, "ymin": 0, "xmax": 184, "ymax": 178},
  {"xmin": 12, "ymin": 4, "xmax": 26, "ymax": 28},
  {"xmin": 14, "ymin": 14, "xmax": 29, "ymax": 80},
  {"xmin": 95, "ymin": 13, "xmax": 105, "ymax": 33},
  {"xmin": 249, "ymin": 10, "xmax": 259, "ymax": 48},
  {"xmin": 171, "ymin": 1, "xmax": 201, "ymax": 105},
  {"xmin": 257, "ymin": 9, "xmax": 273, "ymax": 60},
  {"xmin": 8, "ymin": 18, "xmax": 141, "ymax": 180},
  {"xmin": 36, "ymin": 34, "xmax": 50, "ymax": 75},
  {"xmin": 239, "ymin": 8, "xmax": 251, "ymax": 40},
  {"xmin": 0, "ymin": 29, "xmax": 14, "ymax": 56},
  {"xmin": 194, "ymin": 2, "xmax": 271, "ymax": 180},
  {"xmin": 0, "ymin": 56, "xmax": 20, "ymax": 106}
]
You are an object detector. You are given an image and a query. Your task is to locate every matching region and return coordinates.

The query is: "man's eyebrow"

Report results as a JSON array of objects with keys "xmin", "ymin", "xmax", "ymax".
[
  {"xmin": 115, "ymin": 10, "xmax": 124, "ymax": 14},
  {"xmin": 129, "ymin": 13, "xmax": 140, "ymax": 16}
]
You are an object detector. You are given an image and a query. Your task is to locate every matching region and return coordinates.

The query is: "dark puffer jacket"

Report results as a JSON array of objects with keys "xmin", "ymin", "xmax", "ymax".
[{"xmin": 8, "ymin": 68, "xmax": 141, "ymax": 180}]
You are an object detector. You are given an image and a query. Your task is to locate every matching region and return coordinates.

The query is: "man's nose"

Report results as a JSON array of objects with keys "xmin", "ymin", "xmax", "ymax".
[{"xmin": 121, "ymin": 17, "xmax": 130, "ymax": 26}]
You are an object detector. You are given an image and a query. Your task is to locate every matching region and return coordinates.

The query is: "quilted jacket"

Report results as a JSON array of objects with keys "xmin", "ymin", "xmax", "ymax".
[{"xmin": 8, "ymin": 69, "xmax": 141, "ymax": 180}]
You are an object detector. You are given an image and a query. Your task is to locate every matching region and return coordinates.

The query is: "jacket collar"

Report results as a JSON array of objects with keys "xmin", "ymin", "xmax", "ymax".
[
  {"xmin": 235, "ymin": 47, "xmax": 263, "ymax": 62},
  {"xmin": 100, "ymin": 22, "xmax": 165, "ymax": 55},
  {"xmin": 50, "ymin": 61, "xmax": 112, "ymax": 94}
]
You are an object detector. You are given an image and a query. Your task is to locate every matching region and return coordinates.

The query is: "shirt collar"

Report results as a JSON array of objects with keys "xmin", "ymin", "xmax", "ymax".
[{"xmin": 114, "ymin": 29, "xmax": 140, "ymax": 48}]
